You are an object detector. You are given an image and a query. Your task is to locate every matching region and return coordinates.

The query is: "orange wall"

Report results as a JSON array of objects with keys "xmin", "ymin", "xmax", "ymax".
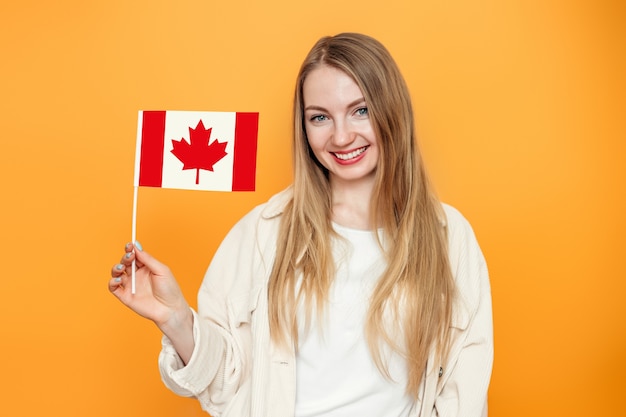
[{"xmin": 1, "ymin": 0, "xmax": 624, "ymax": 416}]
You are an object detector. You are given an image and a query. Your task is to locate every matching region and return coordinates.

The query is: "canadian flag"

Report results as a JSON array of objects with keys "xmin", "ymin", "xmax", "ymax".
[{"xmin": 134, "ymin": 110, "xmax": 259, "ymax": 191}]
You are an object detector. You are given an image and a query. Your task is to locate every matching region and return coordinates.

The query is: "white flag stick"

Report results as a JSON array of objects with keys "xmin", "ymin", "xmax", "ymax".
[{"xmin": 131, "ymin": 185, "xmax": 138, "ymax": 294}]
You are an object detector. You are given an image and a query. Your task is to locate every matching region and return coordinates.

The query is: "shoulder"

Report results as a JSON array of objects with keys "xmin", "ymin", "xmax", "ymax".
[
  {"xmin": 440, "ymin": 203, "xmax": 490, "ymax": 327},
  {"xmin": 221, "ymin": 187, "xmax": 293, "ymax": 240},
  {"xmin": 440, "ymin": 203, "xmax": 482, "ymax": 256},
  {"xmin": 440, "ymin": 203, "xmax": 470, "ymax": 230},
  {"xmin": 234, "ymin": 186, "xmax": 292, "ymax": 225},
  {"xmin": 259, "ymin": 186, "xmax": 293, "ymax": 219}
]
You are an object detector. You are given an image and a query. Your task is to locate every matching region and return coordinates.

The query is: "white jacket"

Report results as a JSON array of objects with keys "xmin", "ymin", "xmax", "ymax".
[{"xmin": 158, "ymin": 187, "xmax": 493, "ymax": 417}]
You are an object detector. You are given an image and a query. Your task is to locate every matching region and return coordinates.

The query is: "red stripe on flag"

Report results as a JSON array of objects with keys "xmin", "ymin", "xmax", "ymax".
[
  {"xmin": 232, "ymin": 112, "xmax": 259, "ymax": 191},
  {"xmin": 138, "ymin": 111, "xmax": 166, "ymax": 187}
]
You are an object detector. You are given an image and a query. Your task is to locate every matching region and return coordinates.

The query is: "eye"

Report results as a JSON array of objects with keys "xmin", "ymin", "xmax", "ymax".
[
  {"xmin": 310, "ymin": 114, "xmax": 328, "ymax": 122},
  {"xmin": 355, "ymin": 107, "xmax": 369, "ymax": 117}
]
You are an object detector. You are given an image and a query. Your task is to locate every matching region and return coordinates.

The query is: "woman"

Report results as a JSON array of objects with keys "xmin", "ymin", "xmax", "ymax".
[{"xmin": 109, "ymin": 33, "xmax": 493, "ymax": 417}]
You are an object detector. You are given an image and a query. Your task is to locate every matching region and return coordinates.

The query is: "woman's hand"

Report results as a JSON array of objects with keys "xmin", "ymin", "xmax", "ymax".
[{"xmin": 108, "ymin": 242, "xmax": 194, "ymax": 363}]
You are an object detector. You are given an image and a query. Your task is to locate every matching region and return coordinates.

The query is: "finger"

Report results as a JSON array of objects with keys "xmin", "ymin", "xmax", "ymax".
[
  {"xmin": 119, "ymin": 251, "xmax": 134, "ymax": 266},
  {"xmin": 119, "ymin": 248, "xmax": 145, "ymax": 270},
  {"xmin": 111, "ymin": 263, "xmax": 125, "ymax": 277},
  {"xmin": 122, "ymin": 243, "xmax": 145, "ymax": 269},
  {"xmin": 108, "ymin": 275, "xmax": 124, "ymax": 294}
]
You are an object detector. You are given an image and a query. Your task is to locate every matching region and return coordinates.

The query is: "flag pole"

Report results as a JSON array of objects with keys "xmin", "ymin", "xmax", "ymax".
[{"xmin": 131, "ymin": 185, "xmax": 138, "ymax": 294}]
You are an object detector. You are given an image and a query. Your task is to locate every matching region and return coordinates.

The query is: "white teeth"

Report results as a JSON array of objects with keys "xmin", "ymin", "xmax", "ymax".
[{"xmin": 334, "ymin": 147, "xmax": 367, "ymax": 160}]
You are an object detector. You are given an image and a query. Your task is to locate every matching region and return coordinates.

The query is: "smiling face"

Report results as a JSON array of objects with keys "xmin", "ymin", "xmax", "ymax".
[{"xmin": 302, "ymin": 65, "xmax": 380, "ymax": 191}]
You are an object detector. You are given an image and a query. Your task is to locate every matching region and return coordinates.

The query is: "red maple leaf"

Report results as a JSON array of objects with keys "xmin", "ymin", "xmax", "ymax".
[{"xmin": 170, "ymin": 120, "xmax": 228, "ymax": 185}]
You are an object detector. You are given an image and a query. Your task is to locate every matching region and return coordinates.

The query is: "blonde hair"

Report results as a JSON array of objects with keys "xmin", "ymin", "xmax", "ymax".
[{"xmin": 268, "ymin": 33, "xmax": 455, "ymax": 396}]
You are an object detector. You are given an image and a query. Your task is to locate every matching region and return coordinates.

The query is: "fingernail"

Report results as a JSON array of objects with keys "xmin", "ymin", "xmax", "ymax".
[
  {"xmin": 115, "ymin": 264, "xmax": 124, "ymax": 270},
  {"xmin": 134, "ymin": 241, "xmax": 143, "ymax": 251},
  {"xmin": 125, "ymin": 252, "xmax": 131, "ymax": 259},
  {"xmin": 125, "ymin": 242, "xmax": 132, "ymax": 250},
  {"xmin": 114, "ymin": 277, "xmax": 122, "ymax": 283}
]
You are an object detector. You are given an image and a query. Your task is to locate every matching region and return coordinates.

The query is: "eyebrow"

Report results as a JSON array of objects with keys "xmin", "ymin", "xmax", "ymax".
[{"xmin": 304, "ymin": 97, "xmax": 366, "ymax": 112}]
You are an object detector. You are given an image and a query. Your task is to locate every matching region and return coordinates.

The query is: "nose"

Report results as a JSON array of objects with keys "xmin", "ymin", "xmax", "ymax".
[{"xmin": 331, "ymin": 120, "xmax": 356, "ymax": 147}]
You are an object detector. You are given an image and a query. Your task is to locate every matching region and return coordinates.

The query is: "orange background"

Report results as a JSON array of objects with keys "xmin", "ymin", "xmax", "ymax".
[{"xmin": 1, "ymin": 0, "xmax": 624, "ymax": 416}]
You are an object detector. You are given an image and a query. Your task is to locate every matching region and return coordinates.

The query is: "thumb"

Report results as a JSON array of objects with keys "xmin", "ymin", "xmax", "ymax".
[{"xmin": 133, "ymin": 243, "xmax": 170, "ymax": 276}]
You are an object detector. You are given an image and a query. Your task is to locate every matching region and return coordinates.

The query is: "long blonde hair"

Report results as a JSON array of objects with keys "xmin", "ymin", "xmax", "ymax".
[{"xmin": 268, "ymin": 33, "xmax": 455, "ymax": 396}]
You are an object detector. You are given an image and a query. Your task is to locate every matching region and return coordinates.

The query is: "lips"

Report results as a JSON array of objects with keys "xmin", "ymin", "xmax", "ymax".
[{"xmin": 332, "ymin": 146, "xmax": 369, "ymax": 161}]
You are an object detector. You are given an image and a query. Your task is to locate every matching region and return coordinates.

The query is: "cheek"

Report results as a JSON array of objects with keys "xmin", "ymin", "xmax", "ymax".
[
  {"xmin": 307, "ymin": 142, "xmax": 327, "ymax": 164},
  {"xmin": 304, "ymin": 126, "xmax": 313, "ymax": 146},
  {"xmin": 305, "ymin": 135, "xmax": 331, "ymax": 168},
  {"xmin": 305, "ymin": 127, "xmax": 325, "ymax": 152}
]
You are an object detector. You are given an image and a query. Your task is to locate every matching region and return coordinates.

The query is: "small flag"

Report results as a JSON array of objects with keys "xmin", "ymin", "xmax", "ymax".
[{"xmin": 134, "ymin": 110, "xmax": 259, "ymax": 191}]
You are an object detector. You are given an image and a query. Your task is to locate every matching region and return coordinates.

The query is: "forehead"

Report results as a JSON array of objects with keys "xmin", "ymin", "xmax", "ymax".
[{"xmin": 302, "ymin": 65, "xmax": 364, "ymax": 105}]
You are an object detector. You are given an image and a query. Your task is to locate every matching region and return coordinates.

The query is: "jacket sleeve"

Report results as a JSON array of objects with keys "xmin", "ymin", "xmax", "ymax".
[
  {"xmin": 158, "ymin": 205, "xmax": 266, "ymax": 417},
  {"xmin": 432, "ymin": 205, "xmax": 494, "ymax": 417}
]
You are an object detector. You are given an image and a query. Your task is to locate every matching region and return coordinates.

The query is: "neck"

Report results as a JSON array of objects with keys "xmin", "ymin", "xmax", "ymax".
[{"xmin": 329, "ymin": 176, "xmax": 375, "ymax": 230}]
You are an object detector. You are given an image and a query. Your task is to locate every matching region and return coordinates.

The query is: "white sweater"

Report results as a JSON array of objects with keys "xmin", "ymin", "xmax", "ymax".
[{"xmin": 158, "ymin": 187, "xmax": 494, "ymax": 417}]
